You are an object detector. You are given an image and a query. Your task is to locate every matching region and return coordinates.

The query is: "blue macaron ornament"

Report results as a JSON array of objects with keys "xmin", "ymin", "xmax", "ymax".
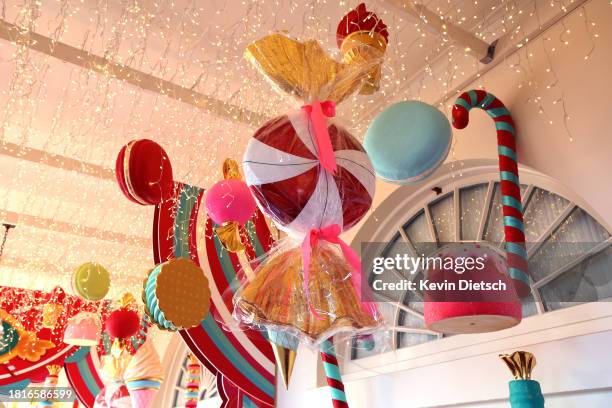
[{"xmin": 364, "ymin": 101, "xmax": 452, "ymax": 184}]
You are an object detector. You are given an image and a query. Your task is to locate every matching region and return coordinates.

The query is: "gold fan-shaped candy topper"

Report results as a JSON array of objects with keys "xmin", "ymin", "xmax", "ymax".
[
  {"xmin": 223, "ymin": 158, "xmax": 241, "ymax": 180},
  {"xmin": 245, "ymin": 33, "xmax": 383, "ymax": 104},
  {"xmin": 499, "ymin": 351, "xmax": 537, "ymax": 380}
]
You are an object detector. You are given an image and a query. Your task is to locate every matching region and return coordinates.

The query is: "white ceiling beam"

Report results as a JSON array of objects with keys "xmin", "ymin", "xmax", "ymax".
[
  {"xmin": 0, "ymin": 209, "xmax": 150, "ymax": 248},
  {"xmin": 0, "ymin": 20, "xmax": 266, "ymax": 126},
  {"xmin": 1, "ymin": 141, "xmax": 115, "ymax": 180},
  {"xmin": 384, "ymin": 0, "xmax": 497, "ymax": 63}
]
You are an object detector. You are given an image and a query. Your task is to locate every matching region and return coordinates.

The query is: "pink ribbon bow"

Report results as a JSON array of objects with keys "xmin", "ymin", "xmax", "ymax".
[
  {"xmin": 302, "ymin": 224, "xmax": 377, "ymax": 319},
  {"xmin": 302, "ymin": 100, "xmax": 337, "ymax": 174}
]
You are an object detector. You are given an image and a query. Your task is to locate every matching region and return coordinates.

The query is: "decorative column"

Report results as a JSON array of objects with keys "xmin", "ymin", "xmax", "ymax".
[
  {"xmin": 38, "ymin": 365, "xmax": 61, "ymax": 407},
  {"xmin": 184, "ymin": 354, "xmax": 201, "ymax": 408}
]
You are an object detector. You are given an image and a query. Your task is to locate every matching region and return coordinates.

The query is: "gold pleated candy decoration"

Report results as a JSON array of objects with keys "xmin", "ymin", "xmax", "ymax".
[
  {"xmin": 245, "ymin": 33, "xmax": 382, "ymax": 104},
  {"xmin": 102, "ymin": 338, "xmax": 133, "ymax": 381},
  {"xmin": 234, "ymin": 244, "xmax": 379, "ymax": 342},
  {"xmin": 500, "ymin": 351, "xmax": 537, "ymax": 380},
  {"xmin": 340, "ymin": 31, "xmax": 387, "ymax": 95}
]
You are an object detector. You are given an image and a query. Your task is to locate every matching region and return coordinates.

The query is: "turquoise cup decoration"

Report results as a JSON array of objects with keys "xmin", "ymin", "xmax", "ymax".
[
  {"xmin": 509, "ymin": 379, "xmax": 545, "ymax": 408},
  {"xmin": 500, "ymin": 351, "xmax": 545, "ymax": 408}
]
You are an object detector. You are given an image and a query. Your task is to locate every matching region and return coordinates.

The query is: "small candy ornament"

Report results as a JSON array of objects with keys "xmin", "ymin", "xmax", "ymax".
[
  {"xmin": 106, "ymin": 294, "xmax": 141, "ymax": 340},
  {"xmin": 115, "ymin": 139, "xmax": 174, "ymax": 205},
  {"xmin": 73, "ymin": 262, "xmax": 111, "ymax": 301},
  {"xmin": 205, "ymin": 158, "xmax": 257, "ymax": 252}
]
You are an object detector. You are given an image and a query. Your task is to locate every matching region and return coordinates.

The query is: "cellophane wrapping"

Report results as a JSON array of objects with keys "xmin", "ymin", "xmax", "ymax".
[
  {"xmin": 231, "ymin": 19, "xmax": 389, "ymax": 346},
  {"xmin": 244, "ymin": 31, "xmax": 385, "ymax": 105},
  {"xmin": 231, "ymin": 238, "xmax": 383, "ymax": 345}
]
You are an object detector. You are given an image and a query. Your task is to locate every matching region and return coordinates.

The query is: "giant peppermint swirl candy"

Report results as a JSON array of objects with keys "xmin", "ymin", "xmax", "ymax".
[{"xmin": 243, "ymin": 110, "xmax": 376, "ymax": 237}]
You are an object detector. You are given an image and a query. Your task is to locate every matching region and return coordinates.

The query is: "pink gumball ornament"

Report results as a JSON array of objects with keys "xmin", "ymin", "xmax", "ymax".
[{"xmin": 205, "ymin": 179, "xmax": 256, "ymax": 225}]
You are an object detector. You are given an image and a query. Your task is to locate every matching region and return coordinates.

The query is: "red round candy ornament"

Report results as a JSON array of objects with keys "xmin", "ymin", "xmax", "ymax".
[
  {"xmin": 115, "ymin": 139, "xmax": 174, "ymax": 205},
  {"xmin": 243, "ymin": 112, "xmax": 375, "ymax": 237},
  {"xmin": 105, "ymin": 309, "xmax": 140, "ymax": 339}
]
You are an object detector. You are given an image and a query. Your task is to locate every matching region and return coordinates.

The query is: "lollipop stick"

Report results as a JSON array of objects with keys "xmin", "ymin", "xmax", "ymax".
[{"xmin": 320, "ymin": 338, "xmax": 349, "ymax": 408}]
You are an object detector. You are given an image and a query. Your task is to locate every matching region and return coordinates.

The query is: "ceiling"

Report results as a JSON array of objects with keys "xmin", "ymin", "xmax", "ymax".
[{"xmin": 0, "ymin": 0, "xmax": 562, "ymax": 349}]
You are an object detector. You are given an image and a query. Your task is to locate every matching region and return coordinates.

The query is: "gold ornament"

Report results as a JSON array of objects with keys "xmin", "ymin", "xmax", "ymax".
[
  {"xmin": 340, "ymin": 31, "xmax": 388, "ymax": 94},
  {"xmin": 117, "ymin": 292, "xmax": 137, "ymax": 310},
  {"xmin": 45, "ymin": 365, "xmax": 62, "ymax": 376},
  {"xmin": 42, "ymin": 303, "xmax": 64, "ymax": 328},
  {"xmin": 214, "ymin": 221, "xmax": 245, "ymax": 253},
  {"xmin": 500, "ymin": 351, "xmax": 537, "ymax": 380},
  {"xmin": 271, "ymin": 343, "xmax": 297, "ymax": 390},
  {"xmin": 223, "ymin": 158, "xmax": 242, "ymax": 180},
  {"xmin": 101, "ymin": 338, "xmax": 133, "ymax": 381}
]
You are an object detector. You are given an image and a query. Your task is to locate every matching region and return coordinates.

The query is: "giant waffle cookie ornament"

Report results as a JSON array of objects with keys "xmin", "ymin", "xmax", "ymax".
[{"xmin": 143, "ymin": 258, "xmax": 211, "ymax": 331}]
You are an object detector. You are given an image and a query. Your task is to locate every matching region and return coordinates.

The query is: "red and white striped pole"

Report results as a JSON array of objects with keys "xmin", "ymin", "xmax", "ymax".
[
  {"xmin": 320, "ymin": 338, "xmax": 349, "ymax": 408},
  {"xmin": 452, "ymin": 90, "xmax": 529, "ymax": 297}
]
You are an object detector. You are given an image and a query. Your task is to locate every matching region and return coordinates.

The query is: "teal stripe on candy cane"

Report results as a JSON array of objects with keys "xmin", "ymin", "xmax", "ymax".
[
  {"xmin": 502, "ymin": 195, "xmax": 523, "ymax": 212},
  {"xmin": 500, "ymin": 171, "xmax": 520, "ymax": 184},
  {"xmin": 323, "ymin": 362, "xmax": 342, "ymax": 381},
  {"xmin": 504, "ymin": 216, "xmax": 525, "ymax": 232},
  {"xmin": 506, "ymin": 242, "xmax": 528, "ymax": 259},
  {"xmin": 330, "ymin": 389, "xmax": 348, "ymax": 402},
  {"xmin": 480, "ymin": 93, "xmax": 496, "ymax": 108},
  {"xmin": 495, "ymin": 121, "xmax": 516, "ymax": 135},
  {"xmin": 486, "ymin": 107, "xmax": 511, "ymax": 118},
  {"xmin": 455, "ymin": 98, "xmax": 471, "ymax": 111},
  {"xmin": 509, "ymin": 268, "xmax": 531, "ymax": 286},
  {"xmin": 468, "ymin": 90, "xmax": 479, "ymax": 105},
  {"xmin": 498, "ymin": 145, "xmax": 517, "ymax": 161}
]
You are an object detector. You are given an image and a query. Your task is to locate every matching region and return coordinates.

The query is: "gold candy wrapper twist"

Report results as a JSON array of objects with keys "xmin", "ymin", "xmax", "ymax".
[
  {"xmin": 234, "ymin": 242, "xmax": 381, "ymax": 343},
  {"xmin": 245, "ymin": 33, "xmax": 384, "ymax": 104},
  {"xmin": 500, "ymin": 351, "xmax": 537, "ymax": 380}
]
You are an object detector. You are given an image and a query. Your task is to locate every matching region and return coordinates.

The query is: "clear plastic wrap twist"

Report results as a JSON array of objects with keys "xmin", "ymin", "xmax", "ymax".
[
  {"xmin": 231, "ymin": 237, "xmax": 383, "ymax": 345},
  {"xmin": 230, "ymin": 3, "xmax": 389, "ymax": 346}
]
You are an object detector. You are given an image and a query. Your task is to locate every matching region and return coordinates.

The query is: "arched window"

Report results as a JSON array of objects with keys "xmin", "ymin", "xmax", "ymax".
[{"xmin": 352, "ymin": 161, "xmax": 611, "ymax": 360}]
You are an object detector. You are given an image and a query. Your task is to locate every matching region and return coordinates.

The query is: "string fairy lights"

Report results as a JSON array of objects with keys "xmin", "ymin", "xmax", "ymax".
[{"xmin": 0, "ymin": 0, "xmax": 607, "ymax": 333}]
